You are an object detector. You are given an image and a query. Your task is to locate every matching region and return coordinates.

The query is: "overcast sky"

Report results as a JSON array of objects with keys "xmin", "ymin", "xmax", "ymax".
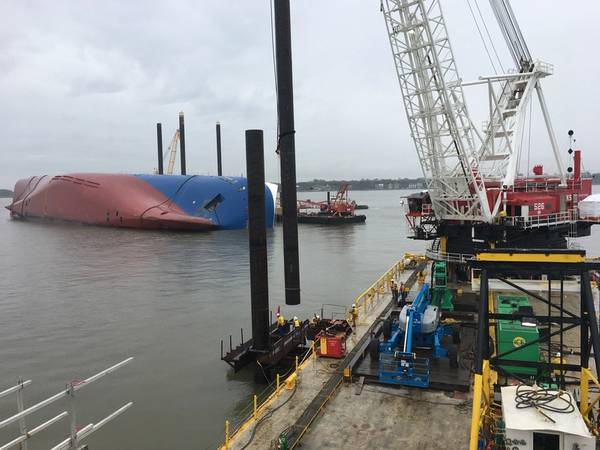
[{"xmin": 1, "ymin": 1, "xmax": 599, "ymax": 188}]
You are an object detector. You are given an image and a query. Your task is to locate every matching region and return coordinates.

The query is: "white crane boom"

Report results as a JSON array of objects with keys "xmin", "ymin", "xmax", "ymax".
[{"xmin": 381, "ymin": 0, "xmax": 492, "ymax": 222}]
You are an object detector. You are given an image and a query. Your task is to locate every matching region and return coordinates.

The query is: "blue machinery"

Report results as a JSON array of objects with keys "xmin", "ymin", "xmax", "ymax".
[{"xmin": 379, "ymin": 283, "xmax": 455, "ymax": 388}]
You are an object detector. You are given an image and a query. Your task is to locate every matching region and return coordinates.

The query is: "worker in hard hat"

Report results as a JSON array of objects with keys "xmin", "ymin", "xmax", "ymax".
[
  {"xmin": 400, "ymin": 283, "xmax": 409, "ymax": 307},
  {"xmin": 276, "ymin": 312, "xmax": 287, "ymax": 336},
  {"xmin": 311, "ymin": 314, "xmax": 321, "ymax": 326},
  {"xmin": 293, "ymin": 316, "xmax": 301, "ymax": 329},
  {"xmin": 350, "ymin": 303, "xmax": 359, "ymax": 329},
  {"xmin": 390, "ymin": 279, "xmax": 399, "ymax": 306}
]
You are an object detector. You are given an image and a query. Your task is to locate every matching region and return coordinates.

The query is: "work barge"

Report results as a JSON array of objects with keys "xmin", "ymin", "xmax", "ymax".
[{"xmin": 216, "ymin": 250, "xmax": 600, "ymax": 450}]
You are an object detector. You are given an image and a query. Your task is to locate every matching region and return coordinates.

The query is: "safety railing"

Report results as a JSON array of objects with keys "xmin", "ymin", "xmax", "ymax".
[
  {"xmin": 425, "ymin": 248, "xmax": 473, "ymax": 264},
  {"xmin": 218, "ymin": 344, "xmax": 314, "ymax": 450},
  {"xmin": 350, "ymin": 254, "xmax": 425, "ymax": 323},
  {"xmin": 0, "ymin": 358, "xmax": 133, "ymax": 450},
  {"xmin": 504, "ymin": 210, "xmax": 577, "ymax": 229},
  {"xmin": 580, "ymin": 368, "xmax": 600, "ymax": 436}
]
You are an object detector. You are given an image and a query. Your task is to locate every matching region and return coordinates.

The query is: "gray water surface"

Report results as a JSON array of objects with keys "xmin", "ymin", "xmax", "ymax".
[
  {"xmin": 0, "ymin": 190, "xmax": 428, "ymax": 449},
  {"xmin": 3, "ymin": 188, "xmax": 599, "ymax": 449}
]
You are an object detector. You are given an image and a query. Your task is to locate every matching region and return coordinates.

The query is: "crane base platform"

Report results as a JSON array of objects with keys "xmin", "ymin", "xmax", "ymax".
[{"xmin": 354, "ymin": 326, "xmax": 475, "ymax": 392}]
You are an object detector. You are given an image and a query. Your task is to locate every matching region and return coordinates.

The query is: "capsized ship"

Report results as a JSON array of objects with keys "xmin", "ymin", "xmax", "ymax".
[{"xmin": 7, "ymin": 173, "xmax": 277, "ymax": 231}]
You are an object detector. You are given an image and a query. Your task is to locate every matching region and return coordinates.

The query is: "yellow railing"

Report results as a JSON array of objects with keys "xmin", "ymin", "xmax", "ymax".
[
  {"xmin": 349, "ymin": 253, "xmax": 426, "ymax": 323},
  {"xmin": 219, "ymin": 342, "xmax": 314, "ymax": 450},
  {"xmin": 469, "ymin": 360, "xmax": 496, "ymax": 450},
  {"xmin": 580, "ymin": 368, "xmax": 600, "ymax": 436}
]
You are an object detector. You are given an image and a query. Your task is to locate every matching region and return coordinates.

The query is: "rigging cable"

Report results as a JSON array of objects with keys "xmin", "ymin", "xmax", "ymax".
[
  {"xmin": 526, "ymin": 91, "xmax": 533, "ymax": 190},
  {"xmin": 515, "ymin": 94, "xmax": 528, "ymax": 175},
  {"xmin": 269, "ymin": 0, "xmax": 282, "ymax": 186},
  {"xmin": 473, "ymin": 0, "xmax": 505, "ymax": 72},
  {"xmin": 239, "ymin": 380, "xmax": 298, "ymax": 450},
  {"xmin": 466, "ymin": 0, "xmax": 498, "ymax": 74},
  {"xmin": 514, "ymin": 384, "xmax": 575, "ymax": 417}
]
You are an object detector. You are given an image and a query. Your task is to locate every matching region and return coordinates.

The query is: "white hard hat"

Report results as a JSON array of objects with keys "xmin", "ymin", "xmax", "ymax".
[
  {"xmin": 316, "ymin": 315, "xmax": 320, "ymax": 319},
  {"xmin": 276, "ymin": 312, "xmax": 280, "ymax": 316},
  {"xmin": 294, "ymin": 316, "xmax": 298, "ymax": 320},
  {"xmin": 352, "ymin": 303, "xmax": 356, "ymax": 307}
]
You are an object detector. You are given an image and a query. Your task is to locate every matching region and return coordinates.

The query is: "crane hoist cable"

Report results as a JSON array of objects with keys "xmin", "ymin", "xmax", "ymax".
[
  {"xmin": 467, "ymin": 0, "xmax": 498, "ymax": 74},
  {"xmin": 475, "ymin": 0, "xmax": 505, "ymax": 72}
]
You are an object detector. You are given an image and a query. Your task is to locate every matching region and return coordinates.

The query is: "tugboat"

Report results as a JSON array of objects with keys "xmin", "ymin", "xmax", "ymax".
[{"xmin": 297, "ymin": 183, "xmax": 366, "ymax": 225}]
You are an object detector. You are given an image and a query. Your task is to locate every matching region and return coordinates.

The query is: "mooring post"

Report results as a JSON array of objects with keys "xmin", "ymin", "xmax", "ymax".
[
  {"xmin": 246, "ymin": 129, "xmax": 271, "ymax": 351},
  {"xmin": 156, "ymin": 123, "xmax": 164, "ymax": 175},
  {"xmin": 179, "ymin": 111, "xmax": 186, "ymax": 175},
  {"xmin": 216, "ymin": 122, "xmax": 223, "ymax": 176},
  {"xmin": 274, "ymin": 0, "xmax": 301, "ymax": 306}
]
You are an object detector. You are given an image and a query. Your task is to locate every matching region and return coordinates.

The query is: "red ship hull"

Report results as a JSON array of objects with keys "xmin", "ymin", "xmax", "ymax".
[{"xmin": 7, "ymin": 174, "xmax": 215, "ymax": 231}]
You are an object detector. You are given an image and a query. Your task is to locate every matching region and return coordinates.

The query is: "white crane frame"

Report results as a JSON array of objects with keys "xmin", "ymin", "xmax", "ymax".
[
  {"xmin": 382, "ymin": 0, "xmax": 492, "ymax": 222},
  {"xmin": 381, "ymin": 0, "xmax": 567, "ymax": 224}
]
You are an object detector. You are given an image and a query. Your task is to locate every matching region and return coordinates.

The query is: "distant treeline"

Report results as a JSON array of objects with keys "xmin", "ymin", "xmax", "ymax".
[
  {"xmin": 297, "ymin": 178, "xmax": 426, "ymax": 192},
  {"xmin": 298, "ymin": 173, "xmax": 600, "ymax": 192},
  {"xmin": 0, "ymin": 189, "xmax": 13, "ymax": 198}
]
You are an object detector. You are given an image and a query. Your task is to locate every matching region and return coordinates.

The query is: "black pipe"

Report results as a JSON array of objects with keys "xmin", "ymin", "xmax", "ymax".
[
  {"xmin": 156, "ymin": 123, "xmax": 164, "ymax": 175},
  {"xmin": 327, "ymin": 191, "xmax": 331, "ymax": 206},
  {"xmin": 179, "ymin": 111, "xmax": 186, "ymax": 175},
  {"xmin": 216, "ymin": 122, "xmax": 223, "ymax": 176},
  {"xmin": 274, "ymin": 0, "xmax": 300, "ymax": 305},
  {"xmin": 581, "ymin": 272, "xmax": 589, "ymax": 369},
  {"xmin": 582, "ymin": 271, "xmax": 600, "ymax": 372},
  {"xmin": 474, "ymin": 269, "xmax": 489, "ymax": 374},
  {"xmin": 245, "ymin": 129, "xmax": 270, "ymax": 352}
]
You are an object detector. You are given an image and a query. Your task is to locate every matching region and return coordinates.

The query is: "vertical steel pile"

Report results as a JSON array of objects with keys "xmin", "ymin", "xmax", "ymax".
[
  {"xmin": 274, "ymin": 0, "xmax": 301, "ymax": 306},
  {"xmin": 179, "ymin": 111, "xmax": 187, "ymax": 175},
  {"xmin": 216, "ymin": 122, "xmax": 223, "ymax": 176},
  {"xmin": 245, "ymin": 130, "xmax": 270, "ymax": 352},
  {"xmin": 156, "ymin": 123, "xmax": 163, "ymax": 175}
]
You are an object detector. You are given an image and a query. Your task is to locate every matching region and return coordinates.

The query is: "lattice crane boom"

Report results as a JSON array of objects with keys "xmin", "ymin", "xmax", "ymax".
[
  {"xmin": 381, "ymin": 0, "xmax": 492, "ymax": 223},
  {"xmin": 165, "ymin": 130, "xmax": 180, "ymax": 176}
]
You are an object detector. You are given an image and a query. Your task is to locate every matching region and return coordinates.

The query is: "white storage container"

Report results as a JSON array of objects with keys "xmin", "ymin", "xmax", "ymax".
[{"xmin": 579, "ymin": 193, "xmax": 600, "ymax": 219}]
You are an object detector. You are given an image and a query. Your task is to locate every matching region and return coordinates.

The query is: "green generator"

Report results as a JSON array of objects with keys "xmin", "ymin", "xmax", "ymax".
[
  {"xmin": 431, "ymin": 261, "xmax": 454, "ymax": 311},
  {"xmin": 496, "ymin": 295, "xmax": 540, "ymax": 377}
]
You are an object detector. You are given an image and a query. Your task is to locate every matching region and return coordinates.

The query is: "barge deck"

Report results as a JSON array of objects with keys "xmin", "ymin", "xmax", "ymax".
[
  {"xmin": 219, "ymin": 259, "xmax": 471, "ymax": 450},
  {"xmin": 218, "ymin": 256, "xmax": 599, "ymax": 450}
]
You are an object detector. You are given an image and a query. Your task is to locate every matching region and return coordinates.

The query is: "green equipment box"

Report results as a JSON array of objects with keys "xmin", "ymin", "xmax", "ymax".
[{"xmin": 496, "ymin": 295, "xmax": 540, "ymax": 376}]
